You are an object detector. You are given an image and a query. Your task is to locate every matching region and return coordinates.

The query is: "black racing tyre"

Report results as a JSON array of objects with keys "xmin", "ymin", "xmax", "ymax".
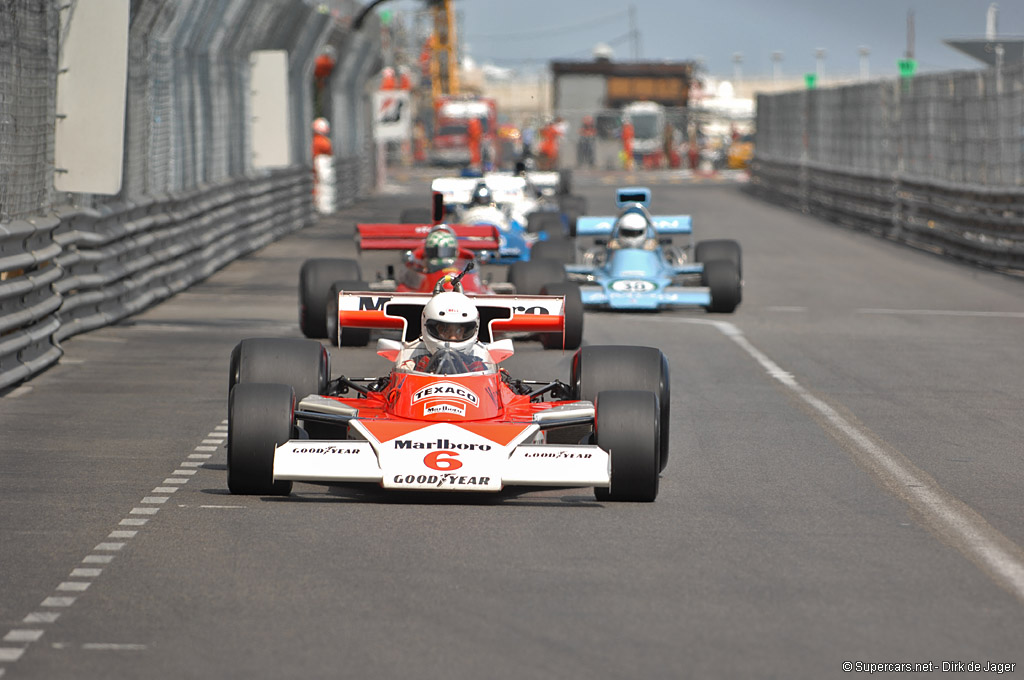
[
  {"xmin": 399, "ymin": 207, "xmax": 432, "ymax": 223},
  {"xmin": 695, "ymin": 239, "xmax": 742, "ymax": 277},
  {"xmin": 229, "ymin": 337, "xmax": 329, "ymax": 403},
  {"xmin": 326, "ymin": 280, "xmax": 372, "ymax": 347},
  {"xmin": 558, "ymin": 195, "xmax": 587, "ymax": 237},
  {"xmin": 558, "ymin": 194, "xmax": 587, "ymax": 216},
  {"xmin": 227, "ymin": 382, "xmax": 295, "ymax": 496},
  {"xmin": 525, "ymin": 211, "xmax": 563, "ymax": 235},
  {"xmin": 571, "ymin": 345, "xmax": 670, "ymax": 472},
  {"xmin": 300, "ymin": 258, "xmax": 362, "ymax": 339},
  {"xmin": 508, "ymin": 257, "xmax": 566, "ymax": 296},
  {"xmin": 593, "ymin": 390, "xmax": 660, "ymax": 502},
  {"xmin": 539, "ymin": 282, "xmax": 584, "ymax": 350},
  {"xmin": 558, "ymin": 168, "xmax": 573, "ymax": 195},
  {"xmin": 702, "ymin": 259, "xmax": 742, "ymax": 314},
  {"xmin": 531, "ymin": 238, "xmax": 576, "ymax": 264}
]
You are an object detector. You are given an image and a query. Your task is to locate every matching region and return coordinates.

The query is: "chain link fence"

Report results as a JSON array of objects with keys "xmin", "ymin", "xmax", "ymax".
[
  {"xmin": 0, "ymin": 0, "xmax": 382, "ymax": 390},
  {"xmin": 750, "ymin": 64, "xmax": 1024, "ymax": 275}
]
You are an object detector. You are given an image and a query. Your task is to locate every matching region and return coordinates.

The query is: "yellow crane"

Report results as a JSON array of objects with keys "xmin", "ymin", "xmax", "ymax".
[{"xmin": 427, "ymin": 0, "xmax": 459, "ymax": 98}]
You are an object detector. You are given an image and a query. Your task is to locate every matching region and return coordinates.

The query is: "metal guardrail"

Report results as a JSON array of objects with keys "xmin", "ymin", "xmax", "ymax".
[
  {"xmin": 749, "ymin": 156, "xmax": 1024, "ymax": 276},
  {"xmin": 0, "ymin": 169, "xmax": 313, "ymax": 390},
  {"xmin": 0, "ymin": 0, "xmax": 382, "ymax": 392}
]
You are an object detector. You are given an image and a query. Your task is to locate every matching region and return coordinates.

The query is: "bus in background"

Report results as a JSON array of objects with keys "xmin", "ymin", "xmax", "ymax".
[{"xmin": 622, "ymin": 101, "xmax": 666, "ymax": 168}]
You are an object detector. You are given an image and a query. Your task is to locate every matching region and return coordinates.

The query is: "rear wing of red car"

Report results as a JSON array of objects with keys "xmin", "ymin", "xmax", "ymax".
[
  {"xmin": 334, "ymin": 291, "xmax": 565, "ymax": 342},
  {"xmin": 356, "ymin": 223, "xmax": 501, "ymax": 252}
]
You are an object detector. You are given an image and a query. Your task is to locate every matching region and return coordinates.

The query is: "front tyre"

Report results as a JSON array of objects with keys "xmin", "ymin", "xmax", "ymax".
[
  {"xmin": 594, "ymin": 390, "xmax": 660, "ymax": 502},
  {"xmin": 227, "ymin": 383, "xmax": 295, "ymax": 496},
  {"xmin": 703, "ymin": 259, "xmax": 741, "ymax": 313},
  {"xmin": 571, "ymin": 345, "xmax": 670, "ymax": 472}
]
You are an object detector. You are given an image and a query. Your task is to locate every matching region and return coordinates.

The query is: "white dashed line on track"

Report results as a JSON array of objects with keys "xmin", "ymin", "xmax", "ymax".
[
  {"xmin": 0, "ymin": 421, "xmax": 225, "ymax": 673},
  {"xmin": 859, "ymin": 308, "xmax": 1024, "ymax": 318},
  {"xmin": 660, "ymin": 316, "xmax": 1024, "ymax": 606}
]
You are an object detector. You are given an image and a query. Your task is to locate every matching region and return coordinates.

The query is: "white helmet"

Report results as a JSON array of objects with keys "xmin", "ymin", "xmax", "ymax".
[
  {"xmin": 313, "ymin": 117, "xmax": 330, "ymax": 135},
  {"xmin": 616, "ymin": 211, "xmax": 648, "ymax": 248},
  {"xmin": 421, "ymin": 291, "xmax": 480, "ymax": 354}
]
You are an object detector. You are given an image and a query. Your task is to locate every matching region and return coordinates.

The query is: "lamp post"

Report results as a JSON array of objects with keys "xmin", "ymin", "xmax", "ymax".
[
  {"xmin": 771, "ymin": 51, "xmax": 783, "ymax": 86},
  {"xmin": 858, "ymin": 46, "xmax": 870, "ymax": 80}
]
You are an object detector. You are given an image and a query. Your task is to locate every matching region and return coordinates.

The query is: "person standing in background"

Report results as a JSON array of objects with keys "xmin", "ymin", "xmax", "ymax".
[
  {"xmin": 467, "ymin": 117, "xmax": 483, "ymax": 172},
  {"xmin": 577, "ymin": 115, "xmax": 596, "ymax": 167},
  {"xmin": 621, "ymin": 116, "xmax": 635, "ymax": 171}
]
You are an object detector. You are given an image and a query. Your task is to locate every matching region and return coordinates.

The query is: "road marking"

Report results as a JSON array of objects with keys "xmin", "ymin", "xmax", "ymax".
[
  {"xmin": 3, "ymin": 420, "xmax": 226, "ymax": 672},
  {"xmin": 858, "ymin": 308, "xmax": 1024, "ymax": 318},
  {"xmin": 93, "ymin": 543, "xmax": 125, "ymax": 551},
  {"xmin": 200, "ymin": 505, "xmax": 245, "ymax": 509},
  {"xmin": 108, "ymin": 530, "xmax": 137, "ymax": 539},
  {"xmin": 3, "ymin": 631, "xmax": 42, "ymax": 643},
  {"xmin": 189, "ymin": 454, "xmax": 212, "ymax": 460},
  {"xmin": 81, "ymin": 643, "xmax": 147, "ymax": 651},
  {"xmin": 194, "ymin": 446, "xmax": 218, "ymax": 452},
  {"xmin": 4, "ymin": 385, "xmax": 33, "ymax": 398},
  {"xmin": 70, "ymin": 569, "xmax": 102, "ymax": 578},
  {"xmin": 667, "ymin": 317, "xmax": 1024, "ymax": 605},
  {"xmin": 56, "ymin": 582, "xmax": 90, "ymax": 592}
]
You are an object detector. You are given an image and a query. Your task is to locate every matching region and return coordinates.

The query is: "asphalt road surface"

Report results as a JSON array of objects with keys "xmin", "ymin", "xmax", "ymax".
[{"xmin": 2, "ymin": 168, "xmax": 1023, "ymax": 679}]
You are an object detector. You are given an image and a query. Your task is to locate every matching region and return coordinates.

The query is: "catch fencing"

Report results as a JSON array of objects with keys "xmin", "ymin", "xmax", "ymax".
[
  {"xmin": 750, "ymin": 65, "xmax": 1024, "ymax": 275},
  {"xmin": 0, "ymin": 0, "xmax": 382, "ymax": 390}
]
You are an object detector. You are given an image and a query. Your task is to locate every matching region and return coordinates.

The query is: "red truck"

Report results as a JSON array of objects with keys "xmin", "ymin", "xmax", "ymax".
[{"xmin": 430, "ymin": 96, "xmax": 498, "ymax": 168}]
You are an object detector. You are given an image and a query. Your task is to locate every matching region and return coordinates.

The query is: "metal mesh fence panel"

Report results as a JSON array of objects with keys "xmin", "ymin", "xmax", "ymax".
[
  {"xmin": 0, "ymin": 0, "xmax": 58, "ymax": 221},
  {"xmin": 756, "ymin": 64, "xmax": 1024, "ymax": 186}
]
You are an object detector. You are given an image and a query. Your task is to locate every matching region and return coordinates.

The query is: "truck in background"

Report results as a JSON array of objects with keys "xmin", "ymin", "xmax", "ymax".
[{"xmin": 430, "ymin": 96, "xmax": 498, "ymax": 168}]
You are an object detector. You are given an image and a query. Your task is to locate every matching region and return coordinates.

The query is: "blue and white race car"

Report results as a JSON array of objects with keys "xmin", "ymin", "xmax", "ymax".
[
  {"xmin": 564, "ymin": 187, "xmax": 742, "ymax": 313},
  {"xmin": 430, "ymin": 174, "xmax": 583, "ymax": 263}
]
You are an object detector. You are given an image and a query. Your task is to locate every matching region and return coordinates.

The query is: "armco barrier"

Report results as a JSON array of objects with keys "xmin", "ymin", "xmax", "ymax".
[
  {"xmin": 748, "ymin": 157, "xmax": 1024, "ymax": 275},
  {"xmin": 0, "ymin": 168, "xmax": 312, "ymax": 390}
]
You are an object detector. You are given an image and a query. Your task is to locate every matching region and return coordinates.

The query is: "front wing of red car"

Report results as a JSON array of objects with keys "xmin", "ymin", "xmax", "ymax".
[{"xmin": 272, "ymin": 421, "xmax": 610, "ymax": 491}]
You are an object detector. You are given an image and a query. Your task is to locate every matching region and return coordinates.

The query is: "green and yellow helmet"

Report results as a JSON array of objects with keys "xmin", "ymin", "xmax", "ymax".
[{"xmin": 424, "ymin": 226, "xmax": 459, "ymax": 272}]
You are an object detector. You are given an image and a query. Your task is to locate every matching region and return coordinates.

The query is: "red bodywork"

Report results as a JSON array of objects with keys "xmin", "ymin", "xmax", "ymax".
[{"xmin": 357, "ymin": 223, "xmax": 500, "ymax": 294}]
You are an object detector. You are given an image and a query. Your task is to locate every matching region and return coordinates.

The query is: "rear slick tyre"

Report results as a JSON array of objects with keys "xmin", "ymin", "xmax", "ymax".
[{"xmin": 539, "ymin": 282, "xmax": 584, "ymax": 350}]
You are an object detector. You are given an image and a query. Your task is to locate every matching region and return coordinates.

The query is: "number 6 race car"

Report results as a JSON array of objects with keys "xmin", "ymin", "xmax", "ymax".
[{"xmin": 227, "ymin": 276, "xmax": 670, "ymax": 502}]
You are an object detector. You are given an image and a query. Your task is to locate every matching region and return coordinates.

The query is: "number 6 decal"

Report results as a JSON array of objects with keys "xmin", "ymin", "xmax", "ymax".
[{"xmin": 424, "ymin": 450, "xmax": 463, "ymax": 471}]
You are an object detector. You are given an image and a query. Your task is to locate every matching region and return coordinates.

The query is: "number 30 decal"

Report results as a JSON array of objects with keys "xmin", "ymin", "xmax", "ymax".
[{"xmin": 424, "ymin": 450, "xmax": 463, "ymax": 471}]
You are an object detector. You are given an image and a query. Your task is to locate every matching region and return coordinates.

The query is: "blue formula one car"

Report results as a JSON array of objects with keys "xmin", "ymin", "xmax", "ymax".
[{"xmin": 563, "ymin": 187, "xmax": 743, "ymax": 313}]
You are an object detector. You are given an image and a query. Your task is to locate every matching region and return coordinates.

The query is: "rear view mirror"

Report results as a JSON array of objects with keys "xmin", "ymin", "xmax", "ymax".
[{"xmin": 432, "ymin": 191, "xmax": 444, "ymax": 224}]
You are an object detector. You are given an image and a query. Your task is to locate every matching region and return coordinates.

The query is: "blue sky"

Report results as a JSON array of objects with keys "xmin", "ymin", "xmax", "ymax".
[{"xmin": 388, "ymin": 0, "xmax": 1024, "ymax": 79}]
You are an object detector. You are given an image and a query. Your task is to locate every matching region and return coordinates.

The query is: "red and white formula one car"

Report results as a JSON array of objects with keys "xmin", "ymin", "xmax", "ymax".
[
  {"xmin": 298, "ymin": 194, "xmax": 582, "ymax": 349},
  {"xmin": 228, "ymin": 272, "xmax": 669, "ymax": 502}
]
